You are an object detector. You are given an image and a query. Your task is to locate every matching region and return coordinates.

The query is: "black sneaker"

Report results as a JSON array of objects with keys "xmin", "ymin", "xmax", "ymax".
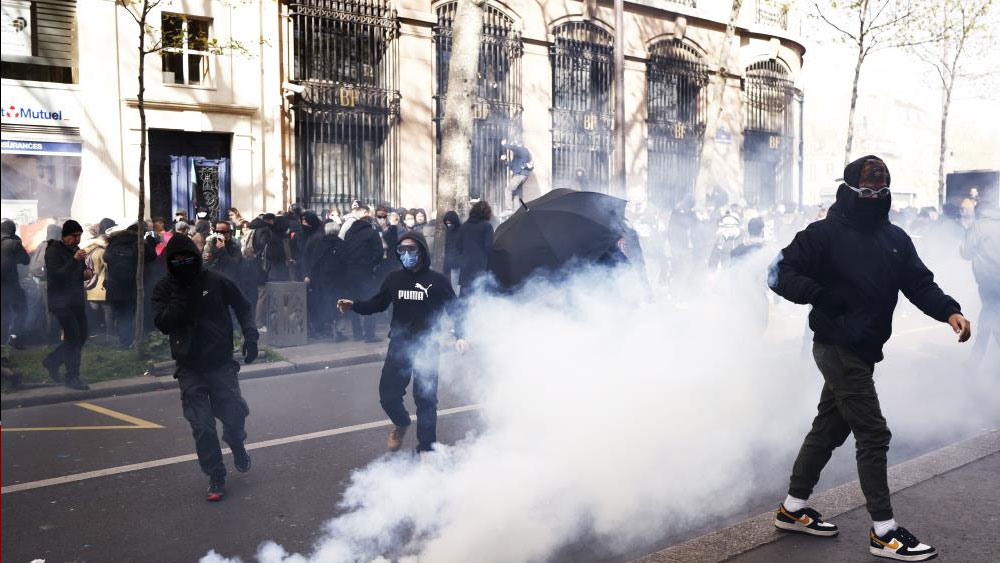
[
  {"xmin": 64, "ymin": 378, "xmax": 90, "ymax": 391},
  {"xmin": 42, "ymin": 354, "xmax": 63, "ymax": 383},
  {"xmin": 232, "ymin": 445, "xmax": 252, "ymax": 473},
  {"xmin": 869, "ymin": 526, "xmax": 937, "ymax": 561},
  {"xmin": 774, "ymin": 504, "xmax": 839, "ymax": 537},
  {"xmin": 206, "ymin": 474, "xmax": 226, "ymax": 502}
]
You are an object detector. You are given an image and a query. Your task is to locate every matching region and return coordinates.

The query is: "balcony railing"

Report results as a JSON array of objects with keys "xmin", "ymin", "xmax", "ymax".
[{"xmin": 756, "ymin": 0, "xmax": 788, "ymax": 30}]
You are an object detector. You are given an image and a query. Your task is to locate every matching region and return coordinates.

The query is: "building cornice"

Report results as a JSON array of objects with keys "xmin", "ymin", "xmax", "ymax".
[{"xmin": 123, "ymin": 98, "xmax": 259, "ymax": 116}]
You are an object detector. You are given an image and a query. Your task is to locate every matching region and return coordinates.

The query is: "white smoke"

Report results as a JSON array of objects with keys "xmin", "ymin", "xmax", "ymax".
[{"xmin": 203, "ymin": 237, "xmax": 998, "ymax": 563}]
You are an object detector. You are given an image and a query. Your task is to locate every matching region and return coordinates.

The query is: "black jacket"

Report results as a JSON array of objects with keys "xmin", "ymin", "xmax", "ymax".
[
  {"xmin": 342, "ymin": 218, "xmax": 383, "ymax": 295},
  {"xmin": 770, "ymin": 157, "xmax": 961, "ymax": 363},
  {"xmin": 152, "ymin": 235, "xmax": 258, "ymax": 370},
  {"xmin": 353, "ymin": 231, "xmax": 461, "ymax": 339},
  {"xmin": 103, "ymin": 228, "xmax": 157, "ymax": 303},
  {"xmin": 204, "ymin": 237, "xmax": 243, "ymax": 280},
  {"xmin": 442, "ymin": 210, "xmax": 462, "ymax": 272},
  {"xmin": 44, "ymin": 238, "xmax": 87, "ymax": 309},
  {"xmin": 306, "ymin": 232, "xmax": 347, "ymax": 289},
  {"xmin": 457, "ymin": 216, "xmax": 494, "ymax": 286},
  {"xmin": 1, "ymin": 221, "xmax": 29, "ymax": 288}
]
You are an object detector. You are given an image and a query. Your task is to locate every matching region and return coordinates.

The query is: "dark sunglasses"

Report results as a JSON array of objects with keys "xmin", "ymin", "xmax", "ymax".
[
  {"xmin": 169, "ymin": 256, "xmax": 198, "ymax": 267},
  {"xmin": 396, "ymin": 244, "xmax": 419, "ymax": 255}
]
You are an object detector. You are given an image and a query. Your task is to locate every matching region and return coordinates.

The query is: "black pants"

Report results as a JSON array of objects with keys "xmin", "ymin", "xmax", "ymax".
[
  {"xmin": 789, "ymin": 343, "xmax": 893, "ymax": 520},
  {"xmin": 47, "ymin": 304, "xmax": 88, "ymax": 379},
  {"xmin": 110, "ymin": 300, "xmax": 136, "ymax": 348},
  {"xmin": 1, "ymin": 284, "xmax": 26, "ymax": 342},
  {"xmin": 378, "ymin": 338, "xmax": 439, "ymax": 452},
  {"xmin": 177, "ymin": 361, "xmax": 250, "ymax": 478}
]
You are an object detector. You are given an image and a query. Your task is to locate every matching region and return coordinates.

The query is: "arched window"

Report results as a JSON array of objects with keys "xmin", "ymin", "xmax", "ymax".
[
  {"xmin": 434, "ymin": 2, "xmax": 523, "ymax": 214},
  {"xmin": 290, "ymin": 0, "xmax": 400, "ymax": 208},
  {"xmin": 743, "ymin": 60, "xmax": 795, "ymax": 207},
  {"xmin": 550, "ymin": 21, "xmax": 614, "ymax": 193},
  {"xmin": 646, "ymin": 39, "xmax": 708, "ymax": 210}
]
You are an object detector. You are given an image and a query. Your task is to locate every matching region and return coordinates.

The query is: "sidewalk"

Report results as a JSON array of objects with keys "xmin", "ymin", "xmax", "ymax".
[
  {"xmin": 635, "ymin": 429, "xmax": 1000, "ymax": 563},
  {"xmin": 0, "ymin": 339, "xmax": 388, "ymax": 410}
]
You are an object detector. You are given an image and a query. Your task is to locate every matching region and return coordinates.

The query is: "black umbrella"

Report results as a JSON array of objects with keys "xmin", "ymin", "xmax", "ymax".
[{"xmin": 490, "ymin": 189, "xmax": 627, "ymax": 288}]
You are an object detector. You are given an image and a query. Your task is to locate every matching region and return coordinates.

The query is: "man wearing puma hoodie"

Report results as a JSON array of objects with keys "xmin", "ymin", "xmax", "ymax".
[
  {"xmin": 337, "ymin": 231, "xmax": 466, "ymax": 454},
  {"xmin": 768, "ymin": 155, "xmax": 971, "ymax": 561},
  {"xmin": 152, "ymin": 234, "xmax": 259, "ymax": 501}
]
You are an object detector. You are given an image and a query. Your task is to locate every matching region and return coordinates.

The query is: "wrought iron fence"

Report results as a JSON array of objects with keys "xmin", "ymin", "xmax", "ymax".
[
  {"xmin": 290, "ymin": 0, "xmax": 400, "ymax": 210},
  {"xmin": 756, "ymin": 0, "xmax": 788, "ymax": 30},
  {"xmin": 646, "ymin": 39, "xmax": 708, "ymax": 211},
  {"xmin": 550, "ymin": 21, "xmax": 614, "ymax": 193},
  {"xmin": 743, "ymin": 60, "xmax": 796, "ymax": 207},
  {"xmin": 434, "ymin": 2, "xmax": 523, "ymax": 215}
]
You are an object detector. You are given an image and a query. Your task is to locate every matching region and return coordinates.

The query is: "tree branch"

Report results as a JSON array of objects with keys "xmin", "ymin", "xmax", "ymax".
[{"xmin": 812, "ymin": 1, "xmax": 860, "ymax": 43}]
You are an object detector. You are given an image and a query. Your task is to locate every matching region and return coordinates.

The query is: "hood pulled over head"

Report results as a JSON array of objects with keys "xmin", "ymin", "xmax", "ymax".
[
  {"xmin": 163, "ymin": 232, "xmax": 203, "ymax": 284},
  {"xmin": 396, "ymin": 230, "xmax": 431, "ymax": 271},
  {"xmin": 832, "ymin": 154, "xmax": 892, "ymax": 230}
]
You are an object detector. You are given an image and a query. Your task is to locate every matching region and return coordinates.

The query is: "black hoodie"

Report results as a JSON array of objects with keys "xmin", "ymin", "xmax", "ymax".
[
  {"xmin": 352, "ymin": 231, "xmax": 461, "ymax": 339},
  {"xmin": 152, "ymin": 234, "xmax": 258, "ymax": 370},
  {"xmin": 770, "ymin": 155, "xmax": 961, "ymax": 363},
  {"xmin": 1, "ymin": 220, "xmax": 29, "ymax": 288}
]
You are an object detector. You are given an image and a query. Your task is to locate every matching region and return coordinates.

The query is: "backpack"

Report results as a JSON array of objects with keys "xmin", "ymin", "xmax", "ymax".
[{"xmin": 28, "ymin": 242, "xmax": 49, "ymax": 280}]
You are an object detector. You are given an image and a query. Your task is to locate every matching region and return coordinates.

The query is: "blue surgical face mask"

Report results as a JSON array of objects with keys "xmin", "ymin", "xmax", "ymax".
[{"xmin": 400, "ymin": 251, "xmax": 419, "ymax": 269}]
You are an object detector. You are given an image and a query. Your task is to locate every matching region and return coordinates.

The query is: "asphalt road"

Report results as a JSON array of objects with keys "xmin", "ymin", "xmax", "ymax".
[{"xmin": 2, "ymin": 309, "xmax": 997, "ymax": 563}]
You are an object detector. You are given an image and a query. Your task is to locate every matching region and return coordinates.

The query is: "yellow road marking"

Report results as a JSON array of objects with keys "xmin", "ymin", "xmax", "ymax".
[{"xmin": 1, "ymin": 402, "xmax": 163, "ymax": 432}]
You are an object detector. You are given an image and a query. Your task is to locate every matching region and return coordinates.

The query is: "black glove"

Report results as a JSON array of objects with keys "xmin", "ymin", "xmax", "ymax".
[
  {"xmin": 242, "ymin": 340, "xmax": 258, "ymax": 364},
  {"xmin": 814, "ymin": 288, "xmax": 851, "ymax": 316}
]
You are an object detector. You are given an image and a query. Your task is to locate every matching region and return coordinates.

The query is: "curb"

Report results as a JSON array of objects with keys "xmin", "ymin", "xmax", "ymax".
[
  {"xmin": 632, "ymin": 428, "xmax": 1000, "ymax": 563},
  {"xmin": 0, "ymin": 351, "xmax": 386, "ymax": 410}
]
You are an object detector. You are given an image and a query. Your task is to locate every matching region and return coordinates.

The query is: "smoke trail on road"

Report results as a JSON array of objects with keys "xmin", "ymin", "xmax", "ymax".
[{"xmin": 203, "ymin": 239, "xmax": 998, "ymax": 563}]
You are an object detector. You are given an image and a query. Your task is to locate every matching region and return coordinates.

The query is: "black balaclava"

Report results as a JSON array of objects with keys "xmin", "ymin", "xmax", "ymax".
[
  {"xmin": 164, "ymin": 233, "xmax": 203, "ymax": 285},
  {"xmin": 838, "ymin": 155, "xmax": 892, "ymax": 230}
]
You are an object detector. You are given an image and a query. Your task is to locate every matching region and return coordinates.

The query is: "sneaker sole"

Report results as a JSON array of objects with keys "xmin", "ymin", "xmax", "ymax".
[
  {"xmin": 206, "ymin": 493, "xmax": 224, "ymax": 502},
  {"xmin": 774, "ymin": 519, "xmax": 839, "ymax": 537},
  {"xmin": 869, "ymin": 547, "xmax": 937, "ymax": 561}
]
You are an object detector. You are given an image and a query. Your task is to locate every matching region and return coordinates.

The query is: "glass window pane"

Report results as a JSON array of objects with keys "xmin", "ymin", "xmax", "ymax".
[
  {"xmin": 162, "ymin": 15, "xmax": 184, "ymax": 49},
  {"xmin": 162, "ymin": 52, "xmax": 184, "ymax": 84},
  {"xmin": 187, "ymin": 19, "xmax": 211, "ymax": 51},
  {"xmin": 188, "ymin": 54, "xmax": 207, "ymax": 85}
]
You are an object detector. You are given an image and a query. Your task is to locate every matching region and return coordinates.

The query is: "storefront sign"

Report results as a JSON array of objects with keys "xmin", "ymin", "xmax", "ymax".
[
  {"xmin": 1, "ymin": 139, "xmax": 83, "ymax": 155},
  {"xmin": 0, "ymin": 199, "xmax": 38, "ymax": 225},
  {"xmin": 1, "ymin": 0, "xmax": 31, "ymax": 57},
  {"xmin": 1, "ymin": 83, "xmax": 80, "ymax": 127}
]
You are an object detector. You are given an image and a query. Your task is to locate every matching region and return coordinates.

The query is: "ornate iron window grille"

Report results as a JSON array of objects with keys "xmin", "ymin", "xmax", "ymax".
[
  {"xmin": 290, "ymin": 0, "xmax": 401, "ymax": 210},
  {"xmin": 646, "ymin": 39, "xmax": 708, "ymax": 210},
  {"xmin": 433, "ymin": 2, "xmax": 523, "ymax": 214},
  {"xmin": 756, "ymin": 0, "xmax": 789, "ymax": 31},
  {"xmin": 742, "ymin": 59, "xmax": 796, "ymax": 207},
  {"xmin": 550, "ymin": 21, "xmax": 614, "ymax": 193}
]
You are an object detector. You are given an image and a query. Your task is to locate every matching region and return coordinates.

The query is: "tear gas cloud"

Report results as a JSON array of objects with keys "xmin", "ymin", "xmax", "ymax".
[{"xmin": 203, "ymin": 229, "xmax": 998, "ymax": 563}]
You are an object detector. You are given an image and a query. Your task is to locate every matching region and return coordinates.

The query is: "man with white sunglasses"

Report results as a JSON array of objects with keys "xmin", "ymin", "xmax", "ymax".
[{"xmin": 768, "ymin": 155, "xmax": 971, "ymax": 561}]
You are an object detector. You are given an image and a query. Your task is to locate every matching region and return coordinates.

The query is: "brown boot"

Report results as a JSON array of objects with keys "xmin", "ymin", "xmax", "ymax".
[{"xmin": 387, "ymin": 424, "xmax": 408, "ymax": 452}]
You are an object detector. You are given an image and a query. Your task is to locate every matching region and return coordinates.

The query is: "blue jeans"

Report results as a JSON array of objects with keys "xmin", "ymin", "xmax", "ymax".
[{"xmin": 378, "ymin": 338, "xmax": 439, "ymax": 452}]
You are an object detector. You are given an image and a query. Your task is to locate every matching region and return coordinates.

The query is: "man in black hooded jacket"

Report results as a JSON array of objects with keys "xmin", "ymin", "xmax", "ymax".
[
  {"xmin": 768, "ymin": 155, "xmax": 971, "ymax": 561},
  {"xmin": 43, "ymin": 220, "xmax": 93, "ymax": 390},
  {"xmin": 152, "ymin": 234, "xmax": 259, "ymax": 502},
  {"xmin": 338, "ymin": 232, "xmax": 466, "ymax": 454},
  {"xmin": 342, "ymin": 214, "xmax": 383, "ymax": 342},
  {"xmin": 1, "ymin": 219, "xmax": 30, "ymax": 348}
]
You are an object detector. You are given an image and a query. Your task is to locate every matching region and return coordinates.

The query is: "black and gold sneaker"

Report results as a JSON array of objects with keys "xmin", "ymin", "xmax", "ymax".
[
  {"xmin": 869, "ymin": 526, "xmax": 937, "ymax": 561},
  {"xmin": 774, "ymin": 504, "xmax": 839, "ymax": 537}
]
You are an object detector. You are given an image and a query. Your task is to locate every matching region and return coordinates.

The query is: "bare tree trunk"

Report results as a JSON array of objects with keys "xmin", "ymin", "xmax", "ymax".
[
  {"xmin": 433, "ymin": 0, "xmax": 484, "ymax": 270},
  {"xmin": 937, "ymin": 81, "xmax": 953, "ymax": 207},
  {"xmin": 843, "ymin": 47, "xmax": 864, "ymax": 166},
  {"xmin": 694, "ymin": 0, "xmax": 742, "ymax": 209},
  {"xmin": 133, "ymin": 1, "xmax": 148, "ymax": 356}
]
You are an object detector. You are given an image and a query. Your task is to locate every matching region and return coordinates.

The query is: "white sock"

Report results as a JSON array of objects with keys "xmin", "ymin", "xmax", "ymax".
[
  {"xmin": 783, "ymin": 494, "xmax": 808, "ymax": 512},
  {"xmin": 873, "ymin": 519, "xmax": 898, "ymax": 537}
]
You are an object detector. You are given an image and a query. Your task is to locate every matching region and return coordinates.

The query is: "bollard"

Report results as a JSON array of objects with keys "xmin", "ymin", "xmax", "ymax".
[{"xmin": 263, "ymin": 281, "xmax": 307, "ymax": 347}]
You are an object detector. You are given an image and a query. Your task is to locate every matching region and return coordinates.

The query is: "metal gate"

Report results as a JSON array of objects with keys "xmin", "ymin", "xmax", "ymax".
[
  {"xmin": 434, "ymin": 2, "xmax": 522, "ymax": 215},
  {"xmin": 742, "ymin": 60, "xmax": 795, "ymax": 208},
  {"xmin": 290, "ymin": 0, "xmax": 400, "ymax": 210},
  {"xmin": 550, "ymin": 21, "xmax": 614, "ymax": 193},
  {"xmin": 646, "ymin": 39, "xmax": 708, "ymax": 210}
]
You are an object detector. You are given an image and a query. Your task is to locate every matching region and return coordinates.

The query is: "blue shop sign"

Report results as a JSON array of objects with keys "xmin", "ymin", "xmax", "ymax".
[{"xmin": 1, "ymin": 139, "xmax": 83, "ymax": 156}]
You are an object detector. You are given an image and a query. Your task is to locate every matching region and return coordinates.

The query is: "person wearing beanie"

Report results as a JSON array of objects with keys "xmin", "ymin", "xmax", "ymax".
[
  {"xmin": 768, "ymin": 155, "xmax": 971, "ymax": 561},
  {"xmin": 152, "ymin": 233, "xmax": 259, "ymax": 502},
  {"xmin": 1, "ymin": 219, "xmax": 31, "ymax": 348},
  {"xmin": 42, "ymin": 219, "xmax": 93, "ymax": 390}
]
